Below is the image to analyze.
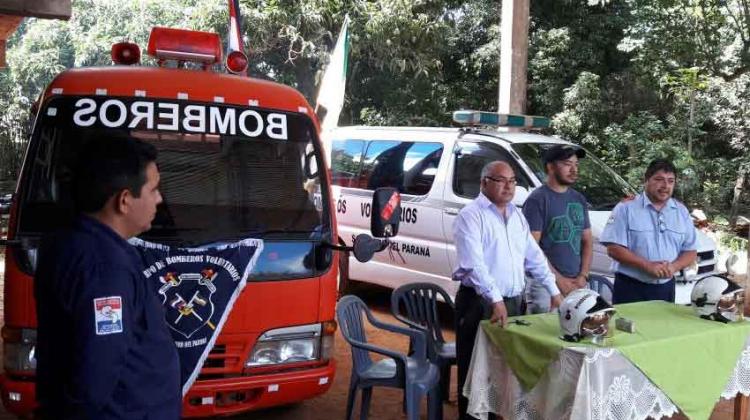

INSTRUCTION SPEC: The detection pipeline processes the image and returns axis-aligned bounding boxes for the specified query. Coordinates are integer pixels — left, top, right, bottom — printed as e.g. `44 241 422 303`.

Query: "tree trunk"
730 170 747 228
294 57 316 103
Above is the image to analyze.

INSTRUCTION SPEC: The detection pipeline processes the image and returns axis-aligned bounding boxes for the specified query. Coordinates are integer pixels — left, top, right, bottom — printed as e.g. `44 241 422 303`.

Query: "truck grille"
196 342 247 380
697 250 714 262
697 250 716 275
203 344 226 368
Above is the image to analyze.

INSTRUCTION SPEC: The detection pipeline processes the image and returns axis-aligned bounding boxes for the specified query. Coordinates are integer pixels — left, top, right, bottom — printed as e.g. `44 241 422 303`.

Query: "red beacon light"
111 42 141 65
226 50 248 74
147 27 222 69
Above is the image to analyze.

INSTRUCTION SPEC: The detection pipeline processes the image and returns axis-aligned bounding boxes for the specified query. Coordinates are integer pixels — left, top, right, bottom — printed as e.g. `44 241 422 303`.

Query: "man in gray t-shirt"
523 144 593 313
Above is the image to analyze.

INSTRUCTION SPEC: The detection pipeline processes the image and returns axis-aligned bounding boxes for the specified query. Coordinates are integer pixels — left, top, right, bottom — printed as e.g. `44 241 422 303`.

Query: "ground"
0 255 744 419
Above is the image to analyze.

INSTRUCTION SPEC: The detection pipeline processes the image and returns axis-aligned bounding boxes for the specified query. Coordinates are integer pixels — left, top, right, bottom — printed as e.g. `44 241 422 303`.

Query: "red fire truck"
0 21 394 417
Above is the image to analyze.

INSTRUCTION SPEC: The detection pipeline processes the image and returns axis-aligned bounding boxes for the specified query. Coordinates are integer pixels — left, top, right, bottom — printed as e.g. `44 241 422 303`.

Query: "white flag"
315 15 350 132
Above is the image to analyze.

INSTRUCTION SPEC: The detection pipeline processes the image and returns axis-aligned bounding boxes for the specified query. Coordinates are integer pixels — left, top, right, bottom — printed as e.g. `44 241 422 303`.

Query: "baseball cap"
542 144 586 166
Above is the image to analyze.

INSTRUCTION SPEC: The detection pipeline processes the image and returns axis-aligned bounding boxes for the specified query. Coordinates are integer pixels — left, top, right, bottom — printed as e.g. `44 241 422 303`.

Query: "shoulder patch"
94 296 123 335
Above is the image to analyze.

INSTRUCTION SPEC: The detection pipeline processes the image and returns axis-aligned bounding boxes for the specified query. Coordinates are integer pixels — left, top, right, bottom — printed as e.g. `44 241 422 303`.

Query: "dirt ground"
0 256 744 419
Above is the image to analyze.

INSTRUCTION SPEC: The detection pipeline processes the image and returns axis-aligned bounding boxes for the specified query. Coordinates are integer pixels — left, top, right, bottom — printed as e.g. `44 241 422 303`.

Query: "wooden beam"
0 15 22 39
0 0 72 20
0 15 22 68
498 0 530 115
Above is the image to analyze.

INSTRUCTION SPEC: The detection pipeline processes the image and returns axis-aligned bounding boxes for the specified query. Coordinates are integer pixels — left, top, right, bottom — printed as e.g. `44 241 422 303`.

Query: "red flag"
227 0 243 54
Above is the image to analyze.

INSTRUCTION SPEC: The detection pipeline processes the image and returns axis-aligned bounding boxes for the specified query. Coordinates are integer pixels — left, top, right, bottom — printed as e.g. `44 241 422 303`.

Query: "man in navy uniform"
34 138 181 419
600 159 698 303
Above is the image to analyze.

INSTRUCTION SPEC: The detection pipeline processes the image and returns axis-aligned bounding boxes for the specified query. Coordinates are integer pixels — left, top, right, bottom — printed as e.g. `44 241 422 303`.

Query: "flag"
131 237 264 396
315 15 350 132
227 0 243 55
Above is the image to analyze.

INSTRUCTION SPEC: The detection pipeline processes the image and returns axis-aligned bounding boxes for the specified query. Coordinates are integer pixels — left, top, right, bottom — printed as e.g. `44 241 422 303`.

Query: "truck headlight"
246 322 336 367
248 338 319 366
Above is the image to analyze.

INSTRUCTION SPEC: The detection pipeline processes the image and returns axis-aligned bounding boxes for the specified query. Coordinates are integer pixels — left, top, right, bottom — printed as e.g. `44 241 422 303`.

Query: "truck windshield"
18 96 330 249
511 142 637 210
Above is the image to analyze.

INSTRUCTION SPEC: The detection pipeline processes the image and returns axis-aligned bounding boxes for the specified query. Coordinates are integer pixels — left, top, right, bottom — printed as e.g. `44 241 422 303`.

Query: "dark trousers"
456 285 523 420
613 272 675 304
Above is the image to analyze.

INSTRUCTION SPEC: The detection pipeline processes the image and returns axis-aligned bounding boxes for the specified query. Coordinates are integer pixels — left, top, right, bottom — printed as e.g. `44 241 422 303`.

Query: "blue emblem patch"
159 269 217 339
94 296 123 335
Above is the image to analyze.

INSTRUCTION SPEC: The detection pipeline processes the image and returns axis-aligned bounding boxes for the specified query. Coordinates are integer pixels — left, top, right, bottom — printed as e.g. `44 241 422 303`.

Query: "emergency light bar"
147 27 222 66
453 110 550 129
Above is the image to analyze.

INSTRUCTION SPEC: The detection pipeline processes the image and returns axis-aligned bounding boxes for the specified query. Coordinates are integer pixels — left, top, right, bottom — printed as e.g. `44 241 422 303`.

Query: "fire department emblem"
158 268 218 339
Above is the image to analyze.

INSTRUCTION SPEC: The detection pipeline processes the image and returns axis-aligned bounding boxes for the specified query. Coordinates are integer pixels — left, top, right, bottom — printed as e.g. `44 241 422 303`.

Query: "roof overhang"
0 0 71 68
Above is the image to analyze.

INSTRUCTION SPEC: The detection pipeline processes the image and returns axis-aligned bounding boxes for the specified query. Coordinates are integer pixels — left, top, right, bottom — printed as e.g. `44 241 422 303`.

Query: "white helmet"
558 289 616 342
691 276 744 323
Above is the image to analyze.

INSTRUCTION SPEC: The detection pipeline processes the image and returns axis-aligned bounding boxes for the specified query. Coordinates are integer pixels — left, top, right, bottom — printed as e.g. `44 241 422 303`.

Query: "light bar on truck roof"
147 27 222 66
452 110 550 129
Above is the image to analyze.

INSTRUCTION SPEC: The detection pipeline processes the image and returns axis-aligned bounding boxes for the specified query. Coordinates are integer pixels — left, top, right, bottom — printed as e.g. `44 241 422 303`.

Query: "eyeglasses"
485 176 517 186
658 213 666 232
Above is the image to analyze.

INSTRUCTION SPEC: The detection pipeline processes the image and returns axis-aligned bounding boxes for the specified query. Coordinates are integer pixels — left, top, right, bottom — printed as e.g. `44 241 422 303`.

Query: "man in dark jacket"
34 137 180 419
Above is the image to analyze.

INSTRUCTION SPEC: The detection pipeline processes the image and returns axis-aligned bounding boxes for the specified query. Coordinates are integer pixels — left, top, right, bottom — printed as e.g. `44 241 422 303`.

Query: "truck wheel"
338 248 351 299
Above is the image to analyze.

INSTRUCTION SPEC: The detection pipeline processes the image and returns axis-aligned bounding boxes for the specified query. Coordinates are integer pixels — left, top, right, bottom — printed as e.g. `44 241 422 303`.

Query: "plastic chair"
588 274 614 302
390 283 456 402
336 295 442 420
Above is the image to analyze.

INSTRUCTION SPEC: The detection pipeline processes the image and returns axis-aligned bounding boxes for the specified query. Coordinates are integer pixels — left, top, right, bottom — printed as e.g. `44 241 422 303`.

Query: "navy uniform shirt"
600 192 697 284
35 215 181 419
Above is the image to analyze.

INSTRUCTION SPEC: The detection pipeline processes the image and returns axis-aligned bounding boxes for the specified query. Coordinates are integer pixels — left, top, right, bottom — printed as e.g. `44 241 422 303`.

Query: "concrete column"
498 0 530 115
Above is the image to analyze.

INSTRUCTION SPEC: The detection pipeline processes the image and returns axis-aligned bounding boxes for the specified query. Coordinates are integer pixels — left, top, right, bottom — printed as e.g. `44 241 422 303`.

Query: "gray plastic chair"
391 282 456 402
336 295 442 420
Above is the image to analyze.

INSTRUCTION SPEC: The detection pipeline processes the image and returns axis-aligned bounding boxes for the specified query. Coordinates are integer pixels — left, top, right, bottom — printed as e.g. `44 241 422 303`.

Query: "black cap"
543 144 586 166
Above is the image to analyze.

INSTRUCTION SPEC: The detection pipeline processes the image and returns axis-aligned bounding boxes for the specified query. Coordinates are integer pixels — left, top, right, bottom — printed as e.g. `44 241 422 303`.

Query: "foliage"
1 0 749 221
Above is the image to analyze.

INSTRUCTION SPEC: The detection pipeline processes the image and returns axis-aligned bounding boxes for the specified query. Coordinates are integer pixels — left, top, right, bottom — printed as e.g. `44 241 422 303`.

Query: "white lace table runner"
464 329 750 420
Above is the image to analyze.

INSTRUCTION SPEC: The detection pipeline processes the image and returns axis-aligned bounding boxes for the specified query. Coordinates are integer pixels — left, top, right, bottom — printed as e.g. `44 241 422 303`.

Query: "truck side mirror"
352 234 385 263
370 187 401 238
347 187 401 263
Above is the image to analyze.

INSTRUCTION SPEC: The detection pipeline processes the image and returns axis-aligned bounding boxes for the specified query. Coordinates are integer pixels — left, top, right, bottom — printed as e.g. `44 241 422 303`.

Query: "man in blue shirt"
600 159 698 303
453 160 562 420
35 138 181 419
523 144 593 313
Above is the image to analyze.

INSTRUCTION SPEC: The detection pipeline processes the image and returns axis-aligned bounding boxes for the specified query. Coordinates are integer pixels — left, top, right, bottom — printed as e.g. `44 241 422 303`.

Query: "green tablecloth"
481 301 750 420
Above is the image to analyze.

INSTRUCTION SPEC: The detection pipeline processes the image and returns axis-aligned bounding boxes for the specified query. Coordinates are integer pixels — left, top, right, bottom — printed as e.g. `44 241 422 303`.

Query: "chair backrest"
588 275 614 303
391 282 452 346
336 295 373 373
